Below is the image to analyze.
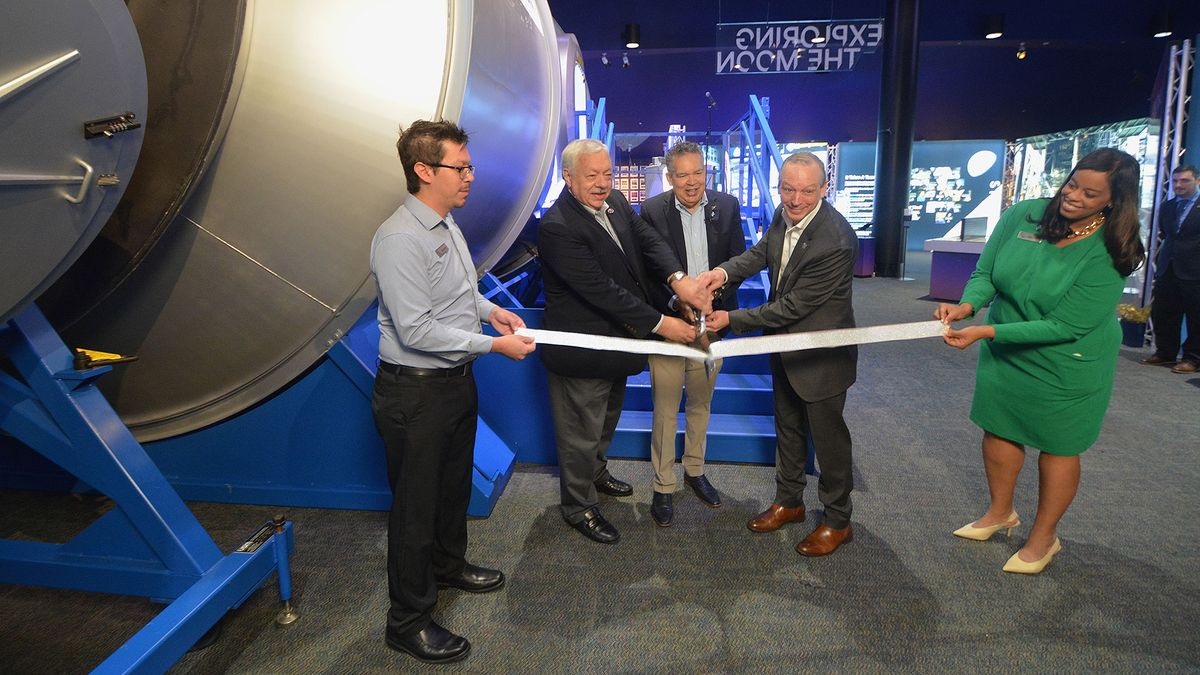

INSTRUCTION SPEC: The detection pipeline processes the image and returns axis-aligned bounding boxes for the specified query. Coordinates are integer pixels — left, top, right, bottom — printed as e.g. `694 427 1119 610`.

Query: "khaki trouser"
647 353 722 493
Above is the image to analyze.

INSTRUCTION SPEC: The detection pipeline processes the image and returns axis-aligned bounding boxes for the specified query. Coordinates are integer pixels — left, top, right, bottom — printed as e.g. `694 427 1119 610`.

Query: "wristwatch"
667 270 687 284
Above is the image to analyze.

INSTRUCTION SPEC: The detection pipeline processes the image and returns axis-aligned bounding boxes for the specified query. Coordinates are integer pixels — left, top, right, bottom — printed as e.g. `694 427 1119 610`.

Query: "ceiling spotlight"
623 23 640 49
601 52 609 67
1151 12 1173 39
621 52 631 68
984 14 1004 40
1016 42 1027 60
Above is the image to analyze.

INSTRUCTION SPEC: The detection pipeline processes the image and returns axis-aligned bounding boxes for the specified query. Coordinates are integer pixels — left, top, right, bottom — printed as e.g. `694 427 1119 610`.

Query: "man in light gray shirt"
370 119 533 665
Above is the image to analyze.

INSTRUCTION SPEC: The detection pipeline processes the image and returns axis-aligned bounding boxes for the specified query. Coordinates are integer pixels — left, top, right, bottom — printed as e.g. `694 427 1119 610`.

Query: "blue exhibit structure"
141 301 517 518
0 305 296 673
1 93 812 527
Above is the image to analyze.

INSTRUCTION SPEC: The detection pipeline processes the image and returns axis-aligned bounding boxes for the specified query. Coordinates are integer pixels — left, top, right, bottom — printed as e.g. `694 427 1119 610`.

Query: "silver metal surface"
0 1 145 325
38 0 248 330
55 0 562 439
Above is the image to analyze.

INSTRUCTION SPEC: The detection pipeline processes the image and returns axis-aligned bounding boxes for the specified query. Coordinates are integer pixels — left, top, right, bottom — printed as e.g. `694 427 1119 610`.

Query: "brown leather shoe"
1140 354 1176 366
1172 360 1198 374
795 523 853 557
747 504 805 532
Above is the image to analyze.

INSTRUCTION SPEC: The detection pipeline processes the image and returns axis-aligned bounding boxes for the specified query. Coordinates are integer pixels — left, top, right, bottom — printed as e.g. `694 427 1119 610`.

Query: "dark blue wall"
550 0 1198 143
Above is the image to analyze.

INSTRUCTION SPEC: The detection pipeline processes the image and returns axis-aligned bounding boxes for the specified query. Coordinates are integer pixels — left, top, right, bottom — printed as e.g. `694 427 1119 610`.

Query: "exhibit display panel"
835 139 1006 248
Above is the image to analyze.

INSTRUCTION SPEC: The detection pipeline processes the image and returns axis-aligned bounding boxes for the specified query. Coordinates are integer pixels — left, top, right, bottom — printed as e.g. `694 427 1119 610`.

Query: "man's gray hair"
562 138 610 173
664 141 704 174
782 151 828 187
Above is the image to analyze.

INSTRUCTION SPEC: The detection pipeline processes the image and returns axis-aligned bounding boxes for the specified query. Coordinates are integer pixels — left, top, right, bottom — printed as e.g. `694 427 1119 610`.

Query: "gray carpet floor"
1 253 1197 673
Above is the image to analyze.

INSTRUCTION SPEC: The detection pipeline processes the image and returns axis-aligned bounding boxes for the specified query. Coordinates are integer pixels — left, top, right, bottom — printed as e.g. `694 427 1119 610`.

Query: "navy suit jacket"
538 186 684 379
638 189 746 319
1156 195 1200 281
718 202 858 402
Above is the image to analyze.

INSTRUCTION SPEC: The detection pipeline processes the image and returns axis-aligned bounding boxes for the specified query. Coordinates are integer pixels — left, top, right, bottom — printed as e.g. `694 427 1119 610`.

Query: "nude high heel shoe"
1003 538 1062 574
952 512 1020 541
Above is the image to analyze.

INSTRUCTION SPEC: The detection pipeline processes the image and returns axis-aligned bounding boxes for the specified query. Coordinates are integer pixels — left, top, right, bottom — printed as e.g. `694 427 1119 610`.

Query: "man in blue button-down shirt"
370 120 534 664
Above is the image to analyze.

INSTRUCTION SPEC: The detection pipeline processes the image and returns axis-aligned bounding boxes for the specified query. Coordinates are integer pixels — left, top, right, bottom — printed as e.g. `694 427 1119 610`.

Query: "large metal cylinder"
3 0 561 440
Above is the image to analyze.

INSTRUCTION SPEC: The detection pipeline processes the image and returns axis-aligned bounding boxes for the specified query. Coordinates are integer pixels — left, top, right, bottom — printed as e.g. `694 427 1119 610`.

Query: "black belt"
378 361 472 377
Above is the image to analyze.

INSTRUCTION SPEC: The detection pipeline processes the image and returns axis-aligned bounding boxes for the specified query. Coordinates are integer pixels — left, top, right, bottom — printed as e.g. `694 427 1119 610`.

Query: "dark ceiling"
546 0 1200 144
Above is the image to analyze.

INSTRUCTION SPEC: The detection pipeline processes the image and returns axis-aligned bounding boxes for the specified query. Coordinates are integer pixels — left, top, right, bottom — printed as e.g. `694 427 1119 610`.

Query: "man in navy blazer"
1144 164 1200 374
538 139 710 544
637 141 746 527
702 152 858 557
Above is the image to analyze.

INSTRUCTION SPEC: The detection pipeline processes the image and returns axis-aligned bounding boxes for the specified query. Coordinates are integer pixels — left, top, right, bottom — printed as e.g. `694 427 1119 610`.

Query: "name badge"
435 243 449 257
1016 231 1041 242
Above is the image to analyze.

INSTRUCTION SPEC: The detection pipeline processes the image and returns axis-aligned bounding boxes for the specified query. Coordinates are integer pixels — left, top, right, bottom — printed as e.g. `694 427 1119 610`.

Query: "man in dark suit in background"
701 151 858 557
538 138 710 544
638 141 746 527
1143 164 1200 374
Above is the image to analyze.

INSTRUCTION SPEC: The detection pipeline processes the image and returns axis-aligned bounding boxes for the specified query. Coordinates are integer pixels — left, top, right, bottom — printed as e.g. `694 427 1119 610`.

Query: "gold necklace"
1065 212 1106 239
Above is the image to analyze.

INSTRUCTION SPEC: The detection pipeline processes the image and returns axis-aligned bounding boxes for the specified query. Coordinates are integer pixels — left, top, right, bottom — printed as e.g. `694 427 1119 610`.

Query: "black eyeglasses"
425 162 475 178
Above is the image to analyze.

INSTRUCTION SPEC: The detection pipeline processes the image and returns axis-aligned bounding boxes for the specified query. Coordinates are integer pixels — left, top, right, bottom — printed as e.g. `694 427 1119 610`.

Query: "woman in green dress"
934 148 1146 574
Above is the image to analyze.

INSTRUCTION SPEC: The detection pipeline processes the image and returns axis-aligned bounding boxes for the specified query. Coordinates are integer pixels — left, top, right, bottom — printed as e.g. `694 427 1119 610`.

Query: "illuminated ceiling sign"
716 19 883 74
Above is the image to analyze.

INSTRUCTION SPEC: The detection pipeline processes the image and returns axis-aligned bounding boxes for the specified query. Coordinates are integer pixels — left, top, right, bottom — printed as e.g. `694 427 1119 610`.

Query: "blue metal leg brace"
0 305 296 673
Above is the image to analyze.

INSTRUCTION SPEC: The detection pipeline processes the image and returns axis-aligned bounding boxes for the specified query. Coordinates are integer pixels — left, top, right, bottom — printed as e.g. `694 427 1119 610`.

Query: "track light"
623 23 640 49
621 52 631 68
983 14 1004 40
601 52 610 67
1151 12 1173 39
1016 42 1027 60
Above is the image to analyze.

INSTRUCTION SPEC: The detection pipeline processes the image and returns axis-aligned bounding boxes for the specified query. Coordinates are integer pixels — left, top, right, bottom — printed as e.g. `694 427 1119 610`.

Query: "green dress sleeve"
959 200 1031 314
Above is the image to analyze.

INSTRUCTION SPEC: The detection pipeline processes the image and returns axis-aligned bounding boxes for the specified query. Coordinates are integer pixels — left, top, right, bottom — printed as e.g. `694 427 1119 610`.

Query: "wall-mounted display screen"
834 140 1007 248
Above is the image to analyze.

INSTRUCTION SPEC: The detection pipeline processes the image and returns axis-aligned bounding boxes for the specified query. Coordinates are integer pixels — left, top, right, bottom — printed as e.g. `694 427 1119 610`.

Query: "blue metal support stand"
0 305 297 673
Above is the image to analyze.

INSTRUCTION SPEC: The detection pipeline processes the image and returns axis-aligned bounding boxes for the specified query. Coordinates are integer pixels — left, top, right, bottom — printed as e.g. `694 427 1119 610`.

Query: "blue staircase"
610 367 778 464
607 210 791 466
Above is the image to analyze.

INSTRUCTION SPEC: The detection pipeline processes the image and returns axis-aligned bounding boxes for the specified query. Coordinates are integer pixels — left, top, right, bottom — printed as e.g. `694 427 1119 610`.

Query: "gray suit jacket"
719 202 858 401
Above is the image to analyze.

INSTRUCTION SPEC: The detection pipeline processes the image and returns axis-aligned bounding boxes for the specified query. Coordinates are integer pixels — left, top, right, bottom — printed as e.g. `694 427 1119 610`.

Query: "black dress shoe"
386 621 470 664
570 507 620 543
684 474 722 508
437 563 505 593
650 492 673 527
594 475 633 497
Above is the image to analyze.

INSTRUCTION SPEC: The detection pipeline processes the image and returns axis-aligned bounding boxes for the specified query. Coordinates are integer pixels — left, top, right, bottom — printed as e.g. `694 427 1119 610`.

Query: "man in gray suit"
701 152 858 557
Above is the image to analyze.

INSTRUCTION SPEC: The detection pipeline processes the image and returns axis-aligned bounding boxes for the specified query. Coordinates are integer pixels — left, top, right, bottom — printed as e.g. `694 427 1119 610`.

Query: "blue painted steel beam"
94 522 294 675
3 308 222 577
1 305 297 671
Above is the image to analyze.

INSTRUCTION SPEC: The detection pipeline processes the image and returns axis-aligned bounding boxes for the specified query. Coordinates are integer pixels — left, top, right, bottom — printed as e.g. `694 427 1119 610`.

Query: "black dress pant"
546 372 625 523
372 368 476 637
1151 265 1200 363
769 355 853 529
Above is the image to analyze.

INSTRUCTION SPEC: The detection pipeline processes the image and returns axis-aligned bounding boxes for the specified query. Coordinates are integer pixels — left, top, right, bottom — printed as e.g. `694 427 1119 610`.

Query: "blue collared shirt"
675 193 710 275
370 197 496 368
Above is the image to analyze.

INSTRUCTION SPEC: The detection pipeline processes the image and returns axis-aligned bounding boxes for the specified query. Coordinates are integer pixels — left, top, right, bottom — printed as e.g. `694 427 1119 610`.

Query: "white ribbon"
517 320 947 362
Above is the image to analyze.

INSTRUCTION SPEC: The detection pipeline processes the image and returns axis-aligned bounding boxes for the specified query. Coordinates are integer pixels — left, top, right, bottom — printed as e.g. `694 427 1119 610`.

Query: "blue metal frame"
588 96 615 151
0 305 295 672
